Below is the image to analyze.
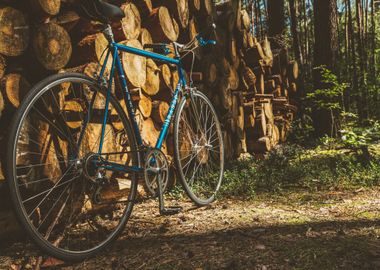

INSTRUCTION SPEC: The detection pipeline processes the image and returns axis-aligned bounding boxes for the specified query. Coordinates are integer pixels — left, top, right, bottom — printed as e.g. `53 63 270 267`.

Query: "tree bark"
312 0 339 137
267 0 285 49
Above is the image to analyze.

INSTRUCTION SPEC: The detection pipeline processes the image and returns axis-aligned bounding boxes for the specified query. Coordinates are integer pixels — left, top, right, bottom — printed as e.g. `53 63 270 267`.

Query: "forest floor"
0 187 379 270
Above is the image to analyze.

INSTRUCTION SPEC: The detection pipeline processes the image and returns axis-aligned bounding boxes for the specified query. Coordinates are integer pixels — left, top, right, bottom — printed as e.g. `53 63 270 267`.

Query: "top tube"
114 43 180 66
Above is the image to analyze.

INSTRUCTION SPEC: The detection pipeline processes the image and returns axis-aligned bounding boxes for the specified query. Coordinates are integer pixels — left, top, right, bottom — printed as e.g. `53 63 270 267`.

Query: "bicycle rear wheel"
6 73 138 261
174 90 224 205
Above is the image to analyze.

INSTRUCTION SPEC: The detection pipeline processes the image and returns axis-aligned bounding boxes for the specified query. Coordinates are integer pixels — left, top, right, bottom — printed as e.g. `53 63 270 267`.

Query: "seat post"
102 24 115 44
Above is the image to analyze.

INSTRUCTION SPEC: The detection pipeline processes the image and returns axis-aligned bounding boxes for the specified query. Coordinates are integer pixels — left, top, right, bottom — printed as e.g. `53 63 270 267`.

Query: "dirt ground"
0 188 379 270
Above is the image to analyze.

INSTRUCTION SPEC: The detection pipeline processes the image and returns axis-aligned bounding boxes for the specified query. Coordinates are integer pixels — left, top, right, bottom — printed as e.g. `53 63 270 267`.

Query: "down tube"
113 50 143 145
155 68 185 149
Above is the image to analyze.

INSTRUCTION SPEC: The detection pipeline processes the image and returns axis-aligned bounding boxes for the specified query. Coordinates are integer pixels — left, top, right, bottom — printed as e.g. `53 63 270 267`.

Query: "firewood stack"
0 0 299 194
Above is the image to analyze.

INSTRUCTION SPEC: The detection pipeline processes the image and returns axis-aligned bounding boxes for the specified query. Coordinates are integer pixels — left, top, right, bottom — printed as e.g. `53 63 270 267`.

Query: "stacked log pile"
0 0 299 235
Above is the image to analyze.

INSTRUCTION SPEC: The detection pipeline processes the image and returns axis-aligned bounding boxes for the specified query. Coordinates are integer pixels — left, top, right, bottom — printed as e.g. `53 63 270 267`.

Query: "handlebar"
196 36 216 47
195 23 217 47
144 23 217 57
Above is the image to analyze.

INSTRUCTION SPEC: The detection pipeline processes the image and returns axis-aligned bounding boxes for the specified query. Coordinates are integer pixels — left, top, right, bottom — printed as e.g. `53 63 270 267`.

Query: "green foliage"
340 112 380 149
288 114 316 146
306 66 347 112
219 143 380 198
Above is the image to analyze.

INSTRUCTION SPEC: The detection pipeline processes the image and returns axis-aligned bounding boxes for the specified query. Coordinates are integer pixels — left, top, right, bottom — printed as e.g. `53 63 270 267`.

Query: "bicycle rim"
7 73 138 261
174 91 224 205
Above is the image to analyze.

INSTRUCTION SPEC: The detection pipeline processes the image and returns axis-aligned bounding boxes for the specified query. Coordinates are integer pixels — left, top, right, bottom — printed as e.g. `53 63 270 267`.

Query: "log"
30 0 61 18
159 64 172 91
222 130 233 160
0 7 30 57
53 11 80 32
144 7 179 43
73 33 111 71
200 0 213 15
33 23 72 70
189 0 201 14
117 3 141 41
37 121 69 181
237 103 245 139
265 79 276 93
243 101 256 129
0 90 4 117
63 100 83 129
289 82 297 93
0 54 6 80
202 56 218 88
227 38 240 69
256 73 265 94
218 78 232 112
261 37 273 66
288 60 299 81
247 32 255 48
231 94 239 133
133 92 152 119
246 108 266 139
82 123 117 158
132 0 152 19
237 30 248 50
228 66 240 91
139 117 168 152
142 59 160 96
242 65 257 93
221 10 236 34
172 69 180 90
121 39 146 88
235 1 242 32
152 100 169 125
138 28 153 47
245 42 266 68
1 73 31 108
247 136 271 154
188 16 199 46
272 124 280 146
155 0 189 29
240 10 251 31
273 85 282 97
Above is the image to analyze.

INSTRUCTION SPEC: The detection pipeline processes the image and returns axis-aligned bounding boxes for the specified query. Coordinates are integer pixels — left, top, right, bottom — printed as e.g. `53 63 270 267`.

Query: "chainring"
143 149 169 196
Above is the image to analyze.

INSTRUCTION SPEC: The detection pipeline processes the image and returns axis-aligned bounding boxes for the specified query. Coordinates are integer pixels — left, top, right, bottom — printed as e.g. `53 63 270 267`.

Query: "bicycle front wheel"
174 90 224 206
6 73 138 261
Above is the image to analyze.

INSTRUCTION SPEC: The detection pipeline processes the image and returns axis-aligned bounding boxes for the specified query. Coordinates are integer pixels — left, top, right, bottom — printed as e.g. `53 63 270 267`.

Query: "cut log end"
33 23 72 70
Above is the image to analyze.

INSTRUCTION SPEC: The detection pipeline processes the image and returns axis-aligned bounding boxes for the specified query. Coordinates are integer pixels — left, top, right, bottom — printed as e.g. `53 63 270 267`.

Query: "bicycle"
5 0 224 262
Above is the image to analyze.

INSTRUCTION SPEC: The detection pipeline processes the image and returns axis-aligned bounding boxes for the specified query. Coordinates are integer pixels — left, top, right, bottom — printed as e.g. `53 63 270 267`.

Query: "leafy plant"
306 66 348 137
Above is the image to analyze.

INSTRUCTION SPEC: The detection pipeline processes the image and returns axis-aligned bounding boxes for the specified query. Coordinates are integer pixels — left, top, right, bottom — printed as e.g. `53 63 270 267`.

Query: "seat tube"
113 48 143 145
98 47 118 154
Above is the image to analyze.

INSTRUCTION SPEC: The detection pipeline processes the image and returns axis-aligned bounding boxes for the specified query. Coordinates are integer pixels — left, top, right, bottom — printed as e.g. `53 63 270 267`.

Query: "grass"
218 142 380 199
167 140 380 202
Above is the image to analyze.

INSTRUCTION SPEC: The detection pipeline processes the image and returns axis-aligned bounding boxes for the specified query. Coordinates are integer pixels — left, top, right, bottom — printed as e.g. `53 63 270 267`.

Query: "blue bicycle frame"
92 40 187 174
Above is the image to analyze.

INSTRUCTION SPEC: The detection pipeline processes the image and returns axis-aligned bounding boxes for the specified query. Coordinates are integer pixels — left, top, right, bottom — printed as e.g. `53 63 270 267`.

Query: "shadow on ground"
1 218 379 270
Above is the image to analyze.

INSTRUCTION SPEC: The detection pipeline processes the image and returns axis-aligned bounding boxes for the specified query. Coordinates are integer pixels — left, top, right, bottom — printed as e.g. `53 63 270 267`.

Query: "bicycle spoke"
176 92 223 204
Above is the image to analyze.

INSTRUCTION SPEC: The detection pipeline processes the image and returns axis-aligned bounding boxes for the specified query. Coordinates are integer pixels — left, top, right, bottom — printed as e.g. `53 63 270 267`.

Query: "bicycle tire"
6 73 139 261
173 90 224 206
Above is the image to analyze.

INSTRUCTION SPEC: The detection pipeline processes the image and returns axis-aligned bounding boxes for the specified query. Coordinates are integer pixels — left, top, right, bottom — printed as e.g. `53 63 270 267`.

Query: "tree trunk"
267 0 285 49
312 0 339 137
289 0 303 64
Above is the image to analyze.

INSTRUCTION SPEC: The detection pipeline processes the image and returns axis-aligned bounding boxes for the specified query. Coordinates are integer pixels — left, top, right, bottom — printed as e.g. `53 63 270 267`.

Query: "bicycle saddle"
77 0 125 24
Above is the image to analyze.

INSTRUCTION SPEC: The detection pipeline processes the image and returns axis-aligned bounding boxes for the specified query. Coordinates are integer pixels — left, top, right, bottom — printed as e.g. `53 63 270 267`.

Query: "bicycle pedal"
160 206 182 216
